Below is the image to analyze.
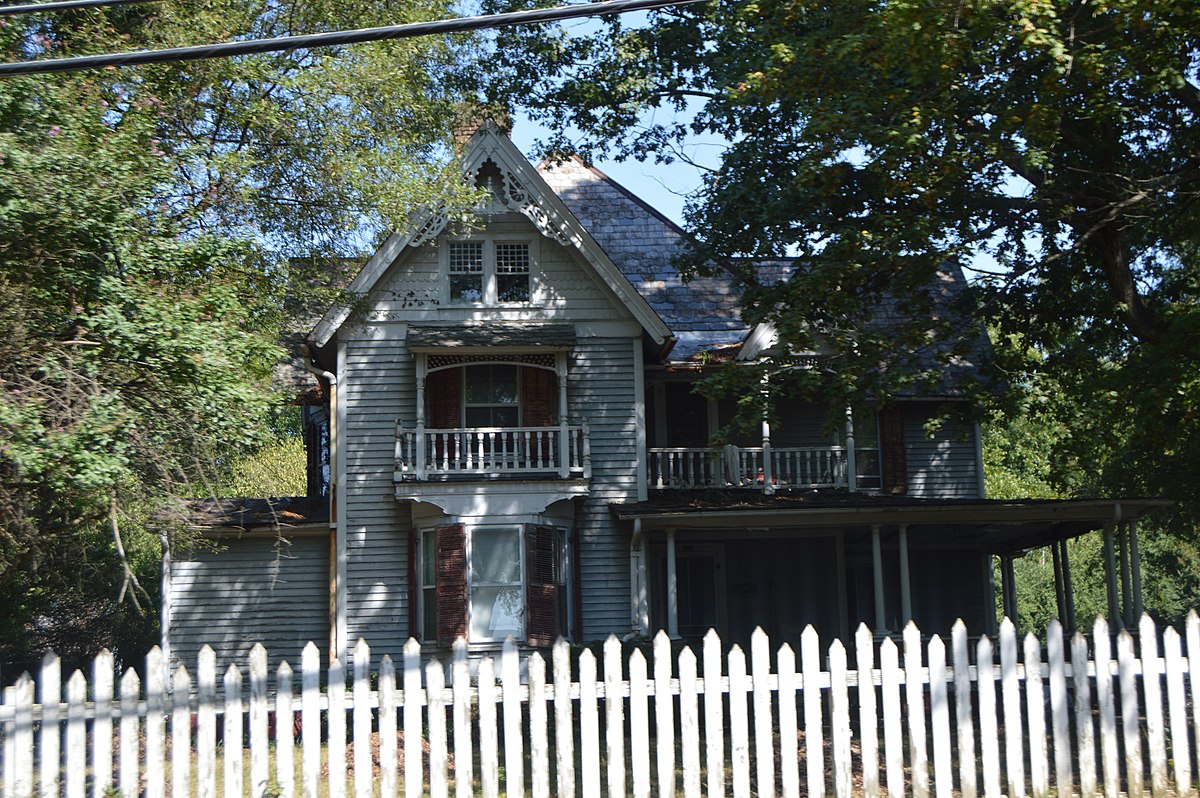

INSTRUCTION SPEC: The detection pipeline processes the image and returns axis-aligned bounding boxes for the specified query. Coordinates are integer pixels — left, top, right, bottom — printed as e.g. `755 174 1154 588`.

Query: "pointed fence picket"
3 614 1200 798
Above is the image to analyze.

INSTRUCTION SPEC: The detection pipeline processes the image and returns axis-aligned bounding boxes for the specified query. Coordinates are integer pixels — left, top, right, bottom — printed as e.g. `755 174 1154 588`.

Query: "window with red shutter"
880 408 908 495
435 523 468 643
419 521 570 647
525 525 560 647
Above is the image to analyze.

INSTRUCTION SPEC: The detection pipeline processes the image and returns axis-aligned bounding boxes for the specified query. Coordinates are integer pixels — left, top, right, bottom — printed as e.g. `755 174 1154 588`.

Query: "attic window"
496 243 530 302
449 241 485 302
445 239 533 305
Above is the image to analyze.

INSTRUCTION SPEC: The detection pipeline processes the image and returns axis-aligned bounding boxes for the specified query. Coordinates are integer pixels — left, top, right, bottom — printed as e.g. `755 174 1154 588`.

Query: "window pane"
449 241 484 272
423 586 437 640
465 364 518 404
450 273 483 303
422 529 436 584
498 273 529 302
495 243 529 273
471 526 521 583
470 585 523 640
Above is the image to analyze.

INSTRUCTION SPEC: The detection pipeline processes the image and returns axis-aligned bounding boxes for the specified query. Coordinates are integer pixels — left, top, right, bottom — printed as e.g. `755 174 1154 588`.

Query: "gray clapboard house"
161 120 1166 673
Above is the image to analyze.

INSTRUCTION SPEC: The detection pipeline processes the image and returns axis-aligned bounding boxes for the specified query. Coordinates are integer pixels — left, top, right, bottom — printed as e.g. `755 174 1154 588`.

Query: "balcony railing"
648 444 880 492
395 422 591 480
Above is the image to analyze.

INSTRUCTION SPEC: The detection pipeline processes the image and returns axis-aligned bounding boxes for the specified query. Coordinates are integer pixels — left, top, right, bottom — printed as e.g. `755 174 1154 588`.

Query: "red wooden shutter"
428 368 462 429
521 367 556 427
407 528 419 641
522 367 557 463
525 525 560 647
879 407 908 495
435 523 468 644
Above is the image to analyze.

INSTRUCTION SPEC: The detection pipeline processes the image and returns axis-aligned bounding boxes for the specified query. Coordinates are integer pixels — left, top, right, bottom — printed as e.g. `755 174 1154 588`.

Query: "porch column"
1103 521 1121 629
1061 540 1076 633
871 524 887 631
631 520 650 637
557 353 570 477
898 524 912 625
984 553 998 637
1000 553 1018 627
666 528 680 639
1129 520 1144 621
415 354 427 479
845 406 858 493
761 376 774 496
1051 542 1067 628
1118 521 1133 629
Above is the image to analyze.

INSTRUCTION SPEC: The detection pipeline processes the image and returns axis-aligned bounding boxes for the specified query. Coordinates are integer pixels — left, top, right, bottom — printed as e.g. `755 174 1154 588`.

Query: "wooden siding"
340 330 414 662
167 534 329 675
903 409 980 498
568 337 639 639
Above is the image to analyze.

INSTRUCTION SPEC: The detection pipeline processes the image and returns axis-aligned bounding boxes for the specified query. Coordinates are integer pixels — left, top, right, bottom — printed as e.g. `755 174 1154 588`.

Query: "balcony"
648 444 880 492
395 422 591 481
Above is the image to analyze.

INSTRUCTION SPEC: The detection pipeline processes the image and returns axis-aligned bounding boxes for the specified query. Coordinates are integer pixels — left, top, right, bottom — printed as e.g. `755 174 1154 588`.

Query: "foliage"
0 0 480 672
487 0 1200 509
984 386 1200 632
218 436 309 498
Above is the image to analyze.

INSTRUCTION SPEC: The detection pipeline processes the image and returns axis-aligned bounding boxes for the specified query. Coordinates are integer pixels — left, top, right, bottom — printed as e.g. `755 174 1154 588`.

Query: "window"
418 523 569 646
446 240 532 305
495 243 530 302
448 241 484 302
464 364 519 428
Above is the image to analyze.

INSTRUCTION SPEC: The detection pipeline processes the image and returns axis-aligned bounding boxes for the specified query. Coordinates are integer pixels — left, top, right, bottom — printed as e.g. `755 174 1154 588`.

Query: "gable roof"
308 121 673 350
536 157 750 362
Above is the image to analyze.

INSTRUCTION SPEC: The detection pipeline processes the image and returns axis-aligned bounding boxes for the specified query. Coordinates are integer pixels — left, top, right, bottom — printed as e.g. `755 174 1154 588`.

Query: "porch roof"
611 492 1173 554
405 322 576 350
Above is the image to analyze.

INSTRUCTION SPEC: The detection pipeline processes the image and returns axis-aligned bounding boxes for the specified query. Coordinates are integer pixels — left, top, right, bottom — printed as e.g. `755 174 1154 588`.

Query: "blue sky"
508 110 722 229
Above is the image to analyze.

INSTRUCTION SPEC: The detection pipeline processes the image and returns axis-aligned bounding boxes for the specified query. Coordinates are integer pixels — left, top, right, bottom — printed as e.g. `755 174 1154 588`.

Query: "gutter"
301 346 340 662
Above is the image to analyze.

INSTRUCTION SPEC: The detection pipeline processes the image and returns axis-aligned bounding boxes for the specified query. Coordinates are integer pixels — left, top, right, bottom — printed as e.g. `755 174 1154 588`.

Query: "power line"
0 0 706 76
0 0 155 17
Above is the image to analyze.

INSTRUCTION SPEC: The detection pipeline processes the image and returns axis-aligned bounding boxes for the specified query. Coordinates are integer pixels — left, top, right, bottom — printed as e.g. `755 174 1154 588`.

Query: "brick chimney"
453 101 512 145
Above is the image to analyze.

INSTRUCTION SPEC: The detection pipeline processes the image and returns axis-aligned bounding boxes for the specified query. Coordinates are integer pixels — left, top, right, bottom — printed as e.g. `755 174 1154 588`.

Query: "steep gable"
309 122 671 349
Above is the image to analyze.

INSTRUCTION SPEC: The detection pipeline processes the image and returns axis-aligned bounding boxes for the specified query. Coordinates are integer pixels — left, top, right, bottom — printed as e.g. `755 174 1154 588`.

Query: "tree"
487 0 1200 507
0 0 480 671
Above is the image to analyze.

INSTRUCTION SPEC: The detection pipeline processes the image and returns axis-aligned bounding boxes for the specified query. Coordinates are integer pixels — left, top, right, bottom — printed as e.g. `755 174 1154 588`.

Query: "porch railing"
648 444 879 491
395 422 591 480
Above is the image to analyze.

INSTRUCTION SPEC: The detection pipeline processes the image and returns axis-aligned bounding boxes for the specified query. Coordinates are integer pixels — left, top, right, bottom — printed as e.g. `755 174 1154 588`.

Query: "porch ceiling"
611 493 1174 554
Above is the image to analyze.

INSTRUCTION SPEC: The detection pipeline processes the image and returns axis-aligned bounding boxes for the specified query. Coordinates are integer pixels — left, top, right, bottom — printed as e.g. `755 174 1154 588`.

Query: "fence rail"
3 613 1200 798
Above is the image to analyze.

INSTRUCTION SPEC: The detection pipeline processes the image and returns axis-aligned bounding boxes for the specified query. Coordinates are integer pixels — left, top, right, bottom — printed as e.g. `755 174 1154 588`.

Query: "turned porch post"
557 353 570 477
415 354 427 480
845 406 858 493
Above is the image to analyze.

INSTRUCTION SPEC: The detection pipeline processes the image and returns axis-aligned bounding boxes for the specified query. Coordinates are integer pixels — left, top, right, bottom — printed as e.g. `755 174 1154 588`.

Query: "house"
160 120 1168 674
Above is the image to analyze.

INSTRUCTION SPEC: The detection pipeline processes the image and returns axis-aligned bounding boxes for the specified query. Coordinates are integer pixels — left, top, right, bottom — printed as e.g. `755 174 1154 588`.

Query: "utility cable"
0 0 154 17
0 0 706 76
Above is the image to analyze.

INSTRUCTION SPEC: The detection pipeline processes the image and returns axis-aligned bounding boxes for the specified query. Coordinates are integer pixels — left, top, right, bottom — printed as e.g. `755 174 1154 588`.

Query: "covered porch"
616 495 1171 648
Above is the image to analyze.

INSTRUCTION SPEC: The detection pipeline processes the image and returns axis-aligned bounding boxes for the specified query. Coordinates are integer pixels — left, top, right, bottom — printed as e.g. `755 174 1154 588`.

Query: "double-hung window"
447 240 532 305
418 523 569 646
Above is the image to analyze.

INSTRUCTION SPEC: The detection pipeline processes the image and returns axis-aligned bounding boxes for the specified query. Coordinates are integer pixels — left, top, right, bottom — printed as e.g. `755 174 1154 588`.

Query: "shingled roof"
537 157 749 361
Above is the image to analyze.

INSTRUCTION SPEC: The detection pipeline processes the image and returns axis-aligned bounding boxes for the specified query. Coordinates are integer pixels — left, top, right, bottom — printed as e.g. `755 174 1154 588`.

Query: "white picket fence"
2 613 1200 798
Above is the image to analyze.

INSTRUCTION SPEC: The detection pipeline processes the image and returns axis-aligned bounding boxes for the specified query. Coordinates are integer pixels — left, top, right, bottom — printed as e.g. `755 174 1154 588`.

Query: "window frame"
443 236 537 306
417 522 571 646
